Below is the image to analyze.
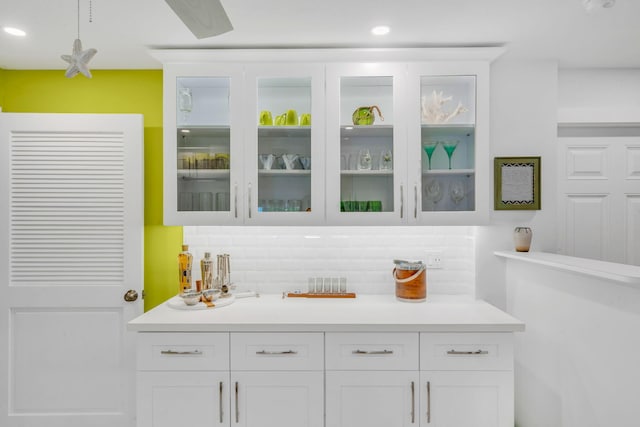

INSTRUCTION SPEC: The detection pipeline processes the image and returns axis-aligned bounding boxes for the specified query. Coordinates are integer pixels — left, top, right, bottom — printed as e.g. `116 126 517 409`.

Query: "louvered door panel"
1 113 143 427
10 132 126 285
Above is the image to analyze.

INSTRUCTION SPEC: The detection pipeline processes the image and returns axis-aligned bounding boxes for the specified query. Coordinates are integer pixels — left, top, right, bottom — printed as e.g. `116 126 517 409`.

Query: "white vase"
513 227 532 252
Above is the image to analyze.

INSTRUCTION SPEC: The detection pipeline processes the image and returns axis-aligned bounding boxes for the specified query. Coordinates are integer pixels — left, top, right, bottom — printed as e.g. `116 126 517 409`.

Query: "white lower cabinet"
420 371 512 427
326 371 419 427
230 332 324 427
138 371 229 427
232 372 324 427
136 331 514 427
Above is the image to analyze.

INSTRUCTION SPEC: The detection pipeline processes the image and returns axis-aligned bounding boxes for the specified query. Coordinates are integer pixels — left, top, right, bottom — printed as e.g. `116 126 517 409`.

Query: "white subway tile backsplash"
184 226 475 296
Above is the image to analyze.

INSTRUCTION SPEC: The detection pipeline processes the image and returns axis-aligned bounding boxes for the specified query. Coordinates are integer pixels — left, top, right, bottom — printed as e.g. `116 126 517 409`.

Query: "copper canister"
393 260 426 302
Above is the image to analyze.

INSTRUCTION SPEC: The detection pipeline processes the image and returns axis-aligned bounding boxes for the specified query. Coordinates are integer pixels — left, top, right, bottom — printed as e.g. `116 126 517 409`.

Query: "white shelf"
258 126 312 137
178 169 230 180
423 169 475 176
258 169 311 176
177 125 230 137
495 251 640 286
341 169 393 176
341 125 393 138
421 124 474 138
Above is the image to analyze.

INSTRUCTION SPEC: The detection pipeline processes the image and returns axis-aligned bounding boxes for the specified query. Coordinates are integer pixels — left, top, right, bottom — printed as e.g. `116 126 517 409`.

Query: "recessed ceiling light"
3 27 27 37
371 26 390 36
181 129 190 133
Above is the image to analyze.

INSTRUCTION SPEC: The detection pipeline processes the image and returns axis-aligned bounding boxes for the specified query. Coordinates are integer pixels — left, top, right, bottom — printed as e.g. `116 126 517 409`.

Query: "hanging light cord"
76 0 93 39
76 0 80 39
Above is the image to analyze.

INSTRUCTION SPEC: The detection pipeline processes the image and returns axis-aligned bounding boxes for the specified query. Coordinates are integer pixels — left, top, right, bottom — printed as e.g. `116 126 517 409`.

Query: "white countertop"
495 250 640 286
128 294 524 333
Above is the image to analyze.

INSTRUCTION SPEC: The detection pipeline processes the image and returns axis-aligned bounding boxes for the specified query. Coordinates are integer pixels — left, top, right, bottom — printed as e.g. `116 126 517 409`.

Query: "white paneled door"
0 113 143 427
558 135 640 265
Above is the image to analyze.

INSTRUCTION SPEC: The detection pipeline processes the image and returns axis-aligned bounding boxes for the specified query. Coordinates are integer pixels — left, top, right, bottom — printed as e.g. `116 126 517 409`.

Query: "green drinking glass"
368 200 382 212
423 141 439 170
442 140 459 170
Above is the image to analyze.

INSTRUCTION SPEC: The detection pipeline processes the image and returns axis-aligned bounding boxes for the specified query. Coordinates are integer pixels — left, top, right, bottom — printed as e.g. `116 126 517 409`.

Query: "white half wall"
503 258 640 426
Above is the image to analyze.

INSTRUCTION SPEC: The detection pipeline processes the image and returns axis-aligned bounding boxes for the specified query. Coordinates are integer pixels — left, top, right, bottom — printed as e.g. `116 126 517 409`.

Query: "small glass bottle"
178 244 193 294
201 252 214 291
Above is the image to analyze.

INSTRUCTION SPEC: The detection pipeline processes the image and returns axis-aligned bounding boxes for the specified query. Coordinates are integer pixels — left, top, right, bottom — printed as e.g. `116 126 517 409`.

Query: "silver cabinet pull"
160 349 202 355
414 184 418 219
411 381 415 423
234 183 238 218
426 381 431 423
447 349 488 355
248 182 252 219
352 349 393 355
256 350 298 355
400 185 404 219
235 381 239 423
219 381 224 423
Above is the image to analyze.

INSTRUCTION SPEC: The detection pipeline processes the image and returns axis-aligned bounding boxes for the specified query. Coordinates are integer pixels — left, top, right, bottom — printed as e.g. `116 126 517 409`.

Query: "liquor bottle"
200 252 214 291
178 244 193 294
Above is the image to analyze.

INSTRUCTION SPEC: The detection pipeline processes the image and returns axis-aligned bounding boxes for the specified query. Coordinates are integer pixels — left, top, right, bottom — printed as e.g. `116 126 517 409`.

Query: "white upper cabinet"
244 64 325 225
163 63 245 225
156 49 501 226
325 63 408 225
408 62 491 225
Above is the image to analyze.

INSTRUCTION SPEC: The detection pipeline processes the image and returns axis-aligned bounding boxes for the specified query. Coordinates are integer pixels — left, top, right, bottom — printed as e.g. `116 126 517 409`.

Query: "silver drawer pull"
447 349 488 355
352 349 394 355
160 349 202 355
256 350 298 355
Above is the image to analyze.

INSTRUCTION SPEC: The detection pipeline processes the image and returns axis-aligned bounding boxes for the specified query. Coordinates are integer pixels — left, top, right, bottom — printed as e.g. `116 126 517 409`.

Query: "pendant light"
61 0 97 78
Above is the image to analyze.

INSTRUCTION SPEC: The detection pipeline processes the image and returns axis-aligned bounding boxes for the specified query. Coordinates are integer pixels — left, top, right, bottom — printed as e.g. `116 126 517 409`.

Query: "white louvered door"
0 113 143 427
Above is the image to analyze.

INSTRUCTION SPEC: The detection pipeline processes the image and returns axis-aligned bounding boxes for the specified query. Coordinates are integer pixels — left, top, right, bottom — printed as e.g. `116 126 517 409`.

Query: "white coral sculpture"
421 90 468 124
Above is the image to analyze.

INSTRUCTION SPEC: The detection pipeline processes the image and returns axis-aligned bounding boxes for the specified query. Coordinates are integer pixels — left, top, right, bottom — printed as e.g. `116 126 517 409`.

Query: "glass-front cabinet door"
408 63 490 224
163 64 244 225
244 65 325 225
326 64 407 225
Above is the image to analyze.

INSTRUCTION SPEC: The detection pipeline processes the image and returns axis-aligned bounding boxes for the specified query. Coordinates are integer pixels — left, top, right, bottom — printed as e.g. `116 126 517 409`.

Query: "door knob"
124 290 139 302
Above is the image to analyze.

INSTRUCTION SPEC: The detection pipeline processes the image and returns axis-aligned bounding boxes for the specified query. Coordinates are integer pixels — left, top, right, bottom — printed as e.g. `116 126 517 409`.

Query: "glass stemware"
442 140 459 170
379 149 392 170
450 180 465 205
357 148 372 170
424 178 443 206
423 141 439 170
259 154 275 170
178 87 192 123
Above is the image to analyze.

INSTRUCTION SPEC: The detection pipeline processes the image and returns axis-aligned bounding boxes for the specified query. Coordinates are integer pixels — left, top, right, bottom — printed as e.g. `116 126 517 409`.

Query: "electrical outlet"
426 250 444 269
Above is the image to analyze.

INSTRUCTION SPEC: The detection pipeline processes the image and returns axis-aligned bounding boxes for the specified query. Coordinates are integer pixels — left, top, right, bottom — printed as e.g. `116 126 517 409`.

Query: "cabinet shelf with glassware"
407 65 490 224
158 49 499 226
244 65 325 224
162 65 245 225
161 60 325 225
326 64 408 224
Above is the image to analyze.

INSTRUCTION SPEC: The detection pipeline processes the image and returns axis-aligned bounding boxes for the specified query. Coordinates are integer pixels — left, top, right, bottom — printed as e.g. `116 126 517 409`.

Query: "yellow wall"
0 68 6 109
1 70 181 310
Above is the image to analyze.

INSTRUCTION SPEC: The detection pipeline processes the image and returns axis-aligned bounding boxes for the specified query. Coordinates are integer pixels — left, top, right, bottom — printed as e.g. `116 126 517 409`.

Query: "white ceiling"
1 0 639 70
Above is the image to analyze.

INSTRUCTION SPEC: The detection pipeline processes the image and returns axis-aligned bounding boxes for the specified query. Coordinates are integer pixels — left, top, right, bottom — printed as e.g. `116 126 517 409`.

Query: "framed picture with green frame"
494 156 541 210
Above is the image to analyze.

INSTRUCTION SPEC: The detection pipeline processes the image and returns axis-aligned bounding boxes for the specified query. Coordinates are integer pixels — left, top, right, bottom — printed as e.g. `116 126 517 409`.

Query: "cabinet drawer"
420 333 513 371
137 332 229 371
325 332 419 370
231 333 324 371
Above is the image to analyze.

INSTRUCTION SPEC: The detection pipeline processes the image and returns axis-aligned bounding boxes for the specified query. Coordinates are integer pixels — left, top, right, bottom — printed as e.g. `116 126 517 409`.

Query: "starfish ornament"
61 38 97 79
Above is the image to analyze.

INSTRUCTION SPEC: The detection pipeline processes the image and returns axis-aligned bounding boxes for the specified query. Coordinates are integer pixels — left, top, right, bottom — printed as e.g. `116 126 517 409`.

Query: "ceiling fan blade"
165 0 233 39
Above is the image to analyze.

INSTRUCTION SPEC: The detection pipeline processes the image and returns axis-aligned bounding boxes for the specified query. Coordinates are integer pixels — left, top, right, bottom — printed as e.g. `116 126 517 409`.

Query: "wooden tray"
287 292 356 298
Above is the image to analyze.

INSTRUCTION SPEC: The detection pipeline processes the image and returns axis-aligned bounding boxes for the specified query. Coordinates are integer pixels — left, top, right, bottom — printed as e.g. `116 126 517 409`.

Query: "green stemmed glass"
423 141 440 170
442 140 459 170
